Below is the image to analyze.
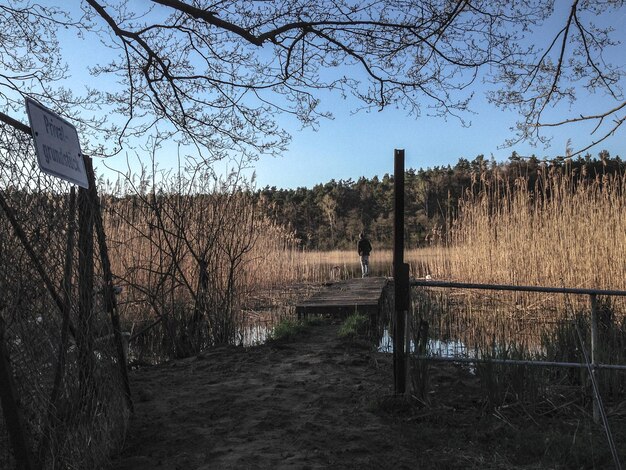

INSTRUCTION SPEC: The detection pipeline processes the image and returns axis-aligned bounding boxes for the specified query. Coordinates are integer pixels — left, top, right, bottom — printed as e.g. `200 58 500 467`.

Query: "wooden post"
0 319 36 470
77 180 95 401
50 187 76 404
38 188 76 464
404 305 411 392
84 157 133 412
393 149 409 394
590 294 600 424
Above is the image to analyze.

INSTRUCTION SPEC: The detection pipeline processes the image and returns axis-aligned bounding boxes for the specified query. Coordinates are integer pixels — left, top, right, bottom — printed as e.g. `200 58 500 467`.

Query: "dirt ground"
110 321 625 470
111 322 422 469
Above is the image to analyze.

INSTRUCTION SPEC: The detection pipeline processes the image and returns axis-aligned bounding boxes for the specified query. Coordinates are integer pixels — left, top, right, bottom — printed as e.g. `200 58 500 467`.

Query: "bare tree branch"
1 0 624 162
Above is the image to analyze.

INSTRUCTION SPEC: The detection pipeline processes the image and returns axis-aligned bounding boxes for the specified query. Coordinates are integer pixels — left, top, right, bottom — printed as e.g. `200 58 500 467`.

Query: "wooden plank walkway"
296 277 388 318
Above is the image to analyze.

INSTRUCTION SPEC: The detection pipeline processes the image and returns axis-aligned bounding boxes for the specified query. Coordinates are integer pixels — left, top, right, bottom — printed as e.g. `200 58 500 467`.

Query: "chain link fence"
0 121 130 469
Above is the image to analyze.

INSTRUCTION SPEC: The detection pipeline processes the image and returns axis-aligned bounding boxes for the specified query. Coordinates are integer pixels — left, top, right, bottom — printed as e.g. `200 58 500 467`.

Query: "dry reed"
403 164 626 347
429 165 626 291
406 163 626 412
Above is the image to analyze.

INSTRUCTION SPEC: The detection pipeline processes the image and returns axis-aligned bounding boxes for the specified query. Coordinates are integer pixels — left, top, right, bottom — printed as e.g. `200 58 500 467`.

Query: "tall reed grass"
434 164 626 290
103 181 393 359
103 186 304 358
407 163 626 411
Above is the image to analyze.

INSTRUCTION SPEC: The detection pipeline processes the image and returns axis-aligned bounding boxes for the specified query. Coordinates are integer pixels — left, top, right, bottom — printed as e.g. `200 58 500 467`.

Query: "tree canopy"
1 1 624 163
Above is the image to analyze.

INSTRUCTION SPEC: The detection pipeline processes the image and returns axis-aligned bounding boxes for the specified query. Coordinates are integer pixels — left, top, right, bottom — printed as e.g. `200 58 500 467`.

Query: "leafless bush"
103 160 285 360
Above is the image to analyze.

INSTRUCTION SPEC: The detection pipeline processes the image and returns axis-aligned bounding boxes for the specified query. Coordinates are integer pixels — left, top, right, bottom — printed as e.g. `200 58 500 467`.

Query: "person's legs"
360 255 369 277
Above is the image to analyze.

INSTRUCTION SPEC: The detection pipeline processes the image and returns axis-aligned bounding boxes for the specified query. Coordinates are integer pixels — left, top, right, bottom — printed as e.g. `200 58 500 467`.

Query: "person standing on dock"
357 232 372 278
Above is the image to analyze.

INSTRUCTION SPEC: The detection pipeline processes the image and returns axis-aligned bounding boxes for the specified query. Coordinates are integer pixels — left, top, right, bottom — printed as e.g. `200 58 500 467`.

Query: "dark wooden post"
38 188 77 464
84 157 133 412
50 187 76 404
393 149 409 394
0 319 36 470
77 177 95 401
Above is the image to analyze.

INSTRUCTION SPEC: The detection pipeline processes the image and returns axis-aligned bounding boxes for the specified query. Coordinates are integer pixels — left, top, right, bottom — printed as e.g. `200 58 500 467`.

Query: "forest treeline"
254 151 624 250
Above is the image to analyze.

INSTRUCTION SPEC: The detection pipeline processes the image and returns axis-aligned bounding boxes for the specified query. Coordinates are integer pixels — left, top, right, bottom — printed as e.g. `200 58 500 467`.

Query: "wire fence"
0 121 130 469
407 280 626 469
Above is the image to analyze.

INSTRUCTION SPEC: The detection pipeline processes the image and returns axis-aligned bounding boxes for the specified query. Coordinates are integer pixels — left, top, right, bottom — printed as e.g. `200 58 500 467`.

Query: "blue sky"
243 88 626 189
246 2 626 189
25 3 626 190
95 76 626 189
155 4 626 189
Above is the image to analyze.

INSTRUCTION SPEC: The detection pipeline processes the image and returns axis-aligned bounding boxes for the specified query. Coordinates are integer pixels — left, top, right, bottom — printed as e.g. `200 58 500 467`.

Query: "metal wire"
411 281 625 468
563 293 623 470
0 121 129 469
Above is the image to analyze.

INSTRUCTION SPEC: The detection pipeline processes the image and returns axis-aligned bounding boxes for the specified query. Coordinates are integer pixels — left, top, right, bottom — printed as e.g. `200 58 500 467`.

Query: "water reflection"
239 321 272 346
378 329 469 358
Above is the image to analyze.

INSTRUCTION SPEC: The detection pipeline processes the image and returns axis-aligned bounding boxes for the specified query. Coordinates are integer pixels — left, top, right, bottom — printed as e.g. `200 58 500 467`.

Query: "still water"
377 328 469 357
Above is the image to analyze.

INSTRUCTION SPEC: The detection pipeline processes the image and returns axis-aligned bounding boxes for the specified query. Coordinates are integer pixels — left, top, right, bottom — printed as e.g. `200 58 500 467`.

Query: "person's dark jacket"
358 238 372 256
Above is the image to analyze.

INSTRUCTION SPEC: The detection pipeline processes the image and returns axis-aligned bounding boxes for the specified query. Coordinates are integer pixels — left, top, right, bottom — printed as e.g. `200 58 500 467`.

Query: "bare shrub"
102 161 301 360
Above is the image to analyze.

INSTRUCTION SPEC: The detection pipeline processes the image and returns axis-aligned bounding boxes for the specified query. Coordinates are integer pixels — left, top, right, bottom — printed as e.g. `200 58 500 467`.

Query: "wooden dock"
296 277 389 319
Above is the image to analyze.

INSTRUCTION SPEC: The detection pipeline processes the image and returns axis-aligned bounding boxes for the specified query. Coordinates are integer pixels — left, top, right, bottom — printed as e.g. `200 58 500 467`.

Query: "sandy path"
111 323 420 469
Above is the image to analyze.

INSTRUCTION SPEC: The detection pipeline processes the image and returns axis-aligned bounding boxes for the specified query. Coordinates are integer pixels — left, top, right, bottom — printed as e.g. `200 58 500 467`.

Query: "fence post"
38 188 76 464
590 294 600 424
0 319 36 470
83 157 133 412
393 149 409 394
77 179 96 401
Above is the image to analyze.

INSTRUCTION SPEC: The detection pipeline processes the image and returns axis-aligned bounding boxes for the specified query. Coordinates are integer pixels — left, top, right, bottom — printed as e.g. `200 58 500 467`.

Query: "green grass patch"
268 317 321 342
338 313 369 338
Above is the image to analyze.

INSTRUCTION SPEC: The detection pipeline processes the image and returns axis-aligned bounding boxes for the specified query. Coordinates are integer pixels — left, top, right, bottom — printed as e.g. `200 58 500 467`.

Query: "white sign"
25 98 89 188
